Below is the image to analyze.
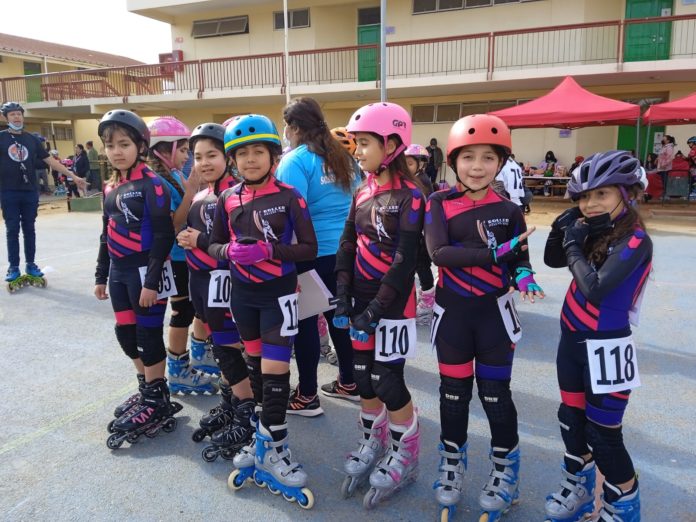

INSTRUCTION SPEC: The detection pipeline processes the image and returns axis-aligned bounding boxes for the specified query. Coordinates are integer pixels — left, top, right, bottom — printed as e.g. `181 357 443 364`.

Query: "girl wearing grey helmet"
542 150 652 522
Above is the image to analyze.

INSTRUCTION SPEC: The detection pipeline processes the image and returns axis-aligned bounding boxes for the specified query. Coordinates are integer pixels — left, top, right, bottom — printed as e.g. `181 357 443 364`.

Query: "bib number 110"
375 318 417 363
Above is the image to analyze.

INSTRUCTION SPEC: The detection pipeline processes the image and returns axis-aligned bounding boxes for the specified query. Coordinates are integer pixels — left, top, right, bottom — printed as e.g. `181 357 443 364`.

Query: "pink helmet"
346 102 412 173
148 116 191 148
222 116 236 128
405 143 429 160
60 158 73 168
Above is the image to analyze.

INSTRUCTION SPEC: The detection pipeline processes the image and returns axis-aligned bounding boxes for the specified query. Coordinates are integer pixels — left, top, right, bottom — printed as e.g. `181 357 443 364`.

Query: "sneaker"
320 379 360 402
286 388 324 417
416 287 435 325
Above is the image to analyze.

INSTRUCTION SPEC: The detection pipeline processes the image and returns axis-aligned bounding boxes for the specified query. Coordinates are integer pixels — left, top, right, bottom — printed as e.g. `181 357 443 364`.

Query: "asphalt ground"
0 207 694 521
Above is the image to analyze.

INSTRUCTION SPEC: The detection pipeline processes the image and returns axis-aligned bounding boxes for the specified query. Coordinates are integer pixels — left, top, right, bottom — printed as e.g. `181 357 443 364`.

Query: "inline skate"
544 454 596 522
107 374 145 433
167 350 218 395
106 378 182 449
202 398 255 461
190 335 220 375
363 412 420 509
228 420 314 509
341 406 388 498
478 445 520 521
434 440 468 521
23 263 47 288
597 480 640 521
192 382 236 442
6 266 24 293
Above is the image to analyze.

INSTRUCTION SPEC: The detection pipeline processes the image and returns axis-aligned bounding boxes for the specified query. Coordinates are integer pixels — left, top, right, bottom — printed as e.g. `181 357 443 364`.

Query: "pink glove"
228 240 272 265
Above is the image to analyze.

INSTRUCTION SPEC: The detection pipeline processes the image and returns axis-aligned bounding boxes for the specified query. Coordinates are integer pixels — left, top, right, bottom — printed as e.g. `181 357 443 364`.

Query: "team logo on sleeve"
8 143 29 163
116 194 140 224
201 203 216 234
253 210 278 242
477 220 497 249
371 206 391 242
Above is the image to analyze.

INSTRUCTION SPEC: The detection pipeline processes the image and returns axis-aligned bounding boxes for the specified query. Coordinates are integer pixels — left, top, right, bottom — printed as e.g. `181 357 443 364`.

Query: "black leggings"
415 237 434 292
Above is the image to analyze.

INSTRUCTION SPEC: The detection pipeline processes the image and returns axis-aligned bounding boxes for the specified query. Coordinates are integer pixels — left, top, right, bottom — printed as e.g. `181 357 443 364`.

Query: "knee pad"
477 378 518 448
243 354 263 404
352 351 376 400
260 372 290 428
169 298 195 328
212 344 247 386
440 376 474 418
558 403 589 457
371 361 411 411
585 421 635 485
114 324 139 360
136 326 166 367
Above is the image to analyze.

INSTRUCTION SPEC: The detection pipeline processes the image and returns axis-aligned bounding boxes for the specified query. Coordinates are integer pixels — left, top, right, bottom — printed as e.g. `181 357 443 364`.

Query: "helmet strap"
375 138 406 176
153 148 174 171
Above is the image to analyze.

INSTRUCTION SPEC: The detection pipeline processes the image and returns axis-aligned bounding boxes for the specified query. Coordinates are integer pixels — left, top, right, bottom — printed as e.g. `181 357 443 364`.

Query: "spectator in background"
569 155 584 175
657 135 676 188
85 140 101 192
426 137 444 184
645 152 658 171
33 135 50 195
495 155 525 211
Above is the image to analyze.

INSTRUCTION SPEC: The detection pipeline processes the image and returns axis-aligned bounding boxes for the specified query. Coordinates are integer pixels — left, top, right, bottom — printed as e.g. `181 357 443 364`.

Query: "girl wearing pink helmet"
425 114 543 521
148 116 217 395
335 102 425 508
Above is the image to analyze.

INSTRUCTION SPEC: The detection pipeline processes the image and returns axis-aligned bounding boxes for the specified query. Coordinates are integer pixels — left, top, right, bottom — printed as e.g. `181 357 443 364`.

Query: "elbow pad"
382 230 420 292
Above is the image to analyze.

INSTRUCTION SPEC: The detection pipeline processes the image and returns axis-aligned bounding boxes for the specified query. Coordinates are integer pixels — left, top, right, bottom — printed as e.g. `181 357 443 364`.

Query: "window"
358 7 381 25
192 16 249 38
412 105 436 123
413 0 539 13
414 100 528 123
40 125 73 141
273 8 310 30
436 104 461 122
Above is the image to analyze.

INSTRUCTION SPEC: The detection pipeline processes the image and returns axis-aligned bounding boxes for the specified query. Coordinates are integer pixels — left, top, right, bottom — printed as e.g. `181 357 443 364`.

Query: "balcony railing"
3 14 695 105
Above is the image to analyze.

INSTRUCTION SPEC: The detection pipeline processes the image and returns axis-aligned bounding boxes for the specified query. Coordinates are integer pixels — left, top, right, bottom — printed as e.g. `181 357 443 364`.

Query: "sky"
4 0 172 64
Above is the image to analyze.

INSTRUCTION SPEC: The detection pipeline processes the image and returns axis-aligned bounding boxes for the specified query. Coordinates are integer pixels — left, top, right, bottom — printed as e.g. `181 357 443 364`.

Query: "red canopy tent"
642 92 696 125
489 76 640 129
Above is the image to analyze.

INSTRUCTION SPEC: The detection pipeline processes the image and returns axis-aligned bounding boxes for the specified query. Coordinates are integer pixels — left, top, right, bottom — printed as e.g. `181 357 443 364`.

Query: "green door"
617 124 665 162
358 24 380 82
24 61 42 103
624 0 673 62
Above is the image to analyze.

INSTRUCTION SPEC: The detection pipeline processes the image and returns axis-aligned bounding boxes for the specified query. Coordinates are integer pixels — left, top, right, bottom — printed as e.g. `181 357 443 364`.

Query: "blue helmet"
567 150 641 200
224 114 281 156
687 136 696 145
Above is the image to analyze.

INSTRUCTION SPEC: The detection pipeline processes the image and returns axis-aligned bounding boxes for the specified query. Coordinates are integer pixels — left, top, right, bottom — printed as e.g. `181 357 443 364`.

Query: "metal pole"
380 0 387 102
283 0 291 104
635 117 640 161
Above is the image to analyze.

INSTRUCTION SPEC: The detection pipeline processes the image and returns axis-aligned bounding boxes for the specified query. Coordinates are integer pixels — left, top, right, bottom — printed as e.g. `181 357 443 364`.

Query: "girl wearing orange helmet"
424 114 544 521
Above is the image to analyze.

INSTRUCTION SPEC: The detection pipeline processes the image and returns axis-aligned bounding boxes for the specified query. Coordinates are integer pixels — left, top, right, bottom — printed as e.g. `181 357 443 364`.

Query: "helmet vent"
491 127 498 134
468 128 475 135
249 127 256 133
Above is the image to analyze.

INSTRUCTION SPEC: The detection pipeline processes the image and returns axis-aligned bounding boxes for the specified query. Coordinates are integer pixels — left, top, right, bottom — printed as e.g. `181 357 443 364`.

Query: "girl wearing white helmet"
543 150 652 522
148 116 217 396
335 102 425 508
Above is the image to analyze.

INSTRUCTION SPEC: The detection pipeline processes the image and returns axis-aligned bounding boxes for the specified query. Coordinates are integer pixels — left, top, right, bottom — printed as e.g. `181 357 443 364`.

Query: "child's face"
104 129 139 171
454 144 502 192
578 185 625 220
405 156 419 176
233 143 272 182
354 132 394 173
172 142 190 170
194 139 226 185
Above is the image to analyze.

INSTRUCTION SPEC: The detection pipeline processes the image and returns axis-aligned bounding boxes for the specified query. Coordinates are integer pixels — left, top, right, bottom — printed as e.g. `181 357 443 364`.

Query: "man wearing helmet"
1 101 86 284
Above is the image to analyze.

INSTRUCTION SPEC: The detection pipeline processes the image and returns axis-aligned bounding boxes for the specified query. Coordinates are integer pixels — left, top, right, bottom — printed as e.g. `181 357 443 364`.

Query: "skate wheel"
192 429 207 443
440 506 452 522
479 513 491 522
107 419 116 433
327 353 337 365
282 492 295 503
162 417 177 433
202 447 218 462
298 488 314 509
340 475 357 499
106 433 124 450
363 488 378 510
253 471 266 488
228 469 246 491
126 433 140 444
145 430 157 438
267 484 281 495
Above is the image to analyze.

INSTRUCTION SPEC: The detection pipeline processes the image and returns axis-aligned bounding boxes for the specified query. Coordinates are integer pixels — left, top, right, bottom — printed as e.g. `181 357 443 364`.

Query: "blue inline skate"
167 350 218 395
106 378 182 449
478 445 520 521
23 262 46 287
202 398 254 461
192 382 236 442
6 266 24 293
597 480 640 522
190 335 220 375
544 454 596 522
228 420 314 509
434 440 468 521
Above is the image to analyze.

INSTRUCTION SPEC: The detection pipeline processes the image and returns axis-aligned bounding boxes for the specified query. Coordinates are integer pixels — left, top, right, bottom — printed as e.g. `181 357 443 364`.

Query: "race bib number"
497 293 522 343
586 336 641 394
375 318 417 363
430 303 445 351
278 293 299 337
208 270 232 308
139 260 177 300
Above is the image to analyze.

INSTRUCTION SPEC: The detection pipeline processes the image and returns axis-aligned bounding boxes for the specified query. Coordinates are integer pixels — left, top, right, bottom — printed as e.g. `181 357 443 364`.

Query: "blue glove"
349 300 383 342
332 284 352 329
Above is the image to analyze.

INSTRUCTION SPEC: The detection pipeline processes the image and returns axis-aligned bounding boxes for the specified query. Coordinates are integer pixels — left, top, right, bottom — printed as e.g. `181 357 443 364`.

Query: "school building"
2 0 696 175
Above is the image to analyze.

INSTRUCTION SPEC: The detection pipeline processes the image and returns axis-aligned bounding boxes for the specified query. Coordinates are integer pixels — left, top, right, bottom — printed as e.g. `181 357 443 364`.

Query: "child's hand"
94 284 109 300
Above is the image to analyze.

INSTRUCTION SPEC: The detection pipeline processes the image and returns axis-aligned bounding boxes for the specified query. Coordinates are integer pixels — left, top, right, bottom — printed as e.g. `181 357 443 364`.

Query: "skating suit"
545 223 652 421
208 177 317 352
186 176 239 345
424 187 531 379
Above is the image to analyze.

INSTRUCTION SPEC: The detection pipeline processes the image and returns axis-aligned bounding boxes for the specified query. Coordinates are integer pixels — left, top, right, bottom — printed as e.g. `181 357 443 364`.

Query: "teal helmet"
223 114 281 157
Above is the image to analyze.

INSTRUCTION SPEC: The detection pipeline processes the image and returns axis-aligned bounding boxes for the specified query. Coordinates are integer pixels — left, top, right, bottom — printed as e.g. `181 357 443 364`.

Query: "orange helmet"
331 127 357 155
447 114 511 167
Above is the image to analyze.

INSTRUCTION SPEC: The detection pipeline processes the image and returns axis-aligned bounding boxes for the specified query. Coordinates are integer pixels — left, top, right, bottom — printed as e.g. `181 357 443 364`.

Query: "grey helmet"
1 101 24 116
189 122 225 151
567 150 641 200
98 110 150 147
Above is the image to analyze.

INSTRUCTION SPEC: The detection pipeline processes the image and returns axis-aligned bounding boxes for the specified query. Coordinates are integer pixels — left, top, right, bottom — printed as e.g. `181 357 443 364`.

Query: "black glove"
585 212 613 240
350 299 384 339
563 219 590 250
332 283 353 329
552 206 583 233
